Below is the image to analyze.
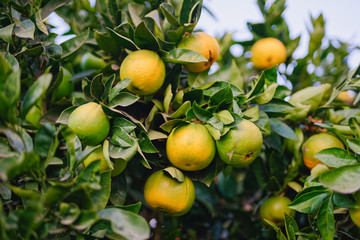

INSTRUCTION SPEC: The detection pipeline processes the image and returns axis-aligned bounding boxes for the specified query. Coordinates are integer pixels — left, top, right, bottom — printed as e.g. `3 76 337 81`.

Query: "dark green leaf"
61 29 89 59
317 197 335 240
349 117 360 139
42 0 72 19
109 92 139 108
110 173 127 206
192 101 212 122
160 3 180 26
209 85 233 105
348 139 360 154
90 74 105 101
108 28 139 51
102 75 116 101
34 122 58 162
138 131 158 153
163 48 207 64
284 213 299 240
109 78 131 102
270 118 298 141
134 21 160 51
288 190 331 213
91 172 111 211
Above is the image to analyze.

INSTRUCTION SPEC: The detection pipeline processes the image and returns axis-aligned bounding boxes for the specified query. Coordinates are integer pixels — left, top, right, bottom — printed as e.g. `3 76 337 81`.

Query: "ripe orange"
67 102 110 146
259 196 295 226
144 168 195 216
250 37 287 69
177 32 219 72
302 133 344 169
120 50 165 96
166 122 216 171
216 120 263 167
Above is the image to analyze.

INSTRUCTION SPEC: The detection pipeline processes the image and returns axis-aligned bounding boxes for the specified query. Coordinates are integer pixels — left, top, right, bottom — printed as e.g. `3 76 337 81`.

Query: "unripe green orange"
53 68 74 100
216 120 263 167
166 122 216 171
68 102 110 146
144 168 195 216
80 52 107 70
259 196 295 226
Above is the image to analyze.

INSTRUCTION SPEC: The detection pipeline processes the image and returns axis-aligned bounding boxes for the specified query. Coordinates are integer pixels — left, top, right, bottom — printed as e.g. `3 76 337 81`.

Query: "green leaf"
333 192 357 208
284 213 299 240
91 172 111 211
111 127 136 148
160 3 180 26
214 110 234 125
134 21 160 51
168 101 191 119
6 152 41 180
97 208 150 240
243 105 259 122
107 28 139 51
270 118 298 141
347 139 360 154
20 73 52 117
349 117 360 139
163 48 207 64
112 118 137 133
288 189 331 213
192 101 212 122
317 197 335 240
109 92 139 108
163 84 173 113
109 78 131 102
60 126 81 171
314 148 358 168
102 74 116 101
110 173 127 206
14 20 35 39
167 26 185 42
41 0 72 19
160 119 186 133
163 167 185 182
90 74 105 101
264 219 287 240
56 106 77 125
209 85 233 105
179 0 202 25
109 143 138 162
0 23 15 43
61 29 89 59
116 202 142 214
138 131 158 153
256 83 278 104
60 202 81 225
34 10 48 35
34 122 58 163
319 164 360 194
246 73 265 99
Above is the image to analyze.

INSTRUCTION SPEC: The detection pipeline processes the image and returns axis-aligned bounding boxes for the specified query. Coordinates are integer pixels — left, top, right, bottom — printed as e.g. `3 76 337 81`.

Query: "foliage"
0 0 360 239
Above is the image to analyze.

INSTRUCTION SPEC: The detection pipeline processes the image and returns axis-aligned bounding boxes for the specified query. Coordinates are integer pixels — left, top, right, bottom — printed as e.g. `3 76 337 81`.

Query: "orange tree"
0 0 360 239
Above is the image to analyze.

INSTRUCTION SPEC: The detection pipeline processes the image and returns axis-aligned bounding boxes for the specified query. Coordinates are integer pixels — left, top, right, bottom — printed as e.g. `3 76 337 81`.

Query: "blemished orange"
177 32 220 72
166 122 216 171
250 37 287 69
259 196 295 226
144 169 195 216
216 120 263 167
120 50 165 96
302 132 344 169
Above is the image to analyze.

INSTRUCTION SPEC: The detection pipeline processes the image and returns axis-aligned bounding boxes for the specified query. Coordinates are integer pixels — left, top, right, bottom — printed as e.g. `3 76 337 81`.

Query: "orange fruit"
166 122 216 171
68 102 110 146
120 50 165 96
177 32 219 72
250 37 287 69
259 196 295 226
302 133 344 169
216 120 263 167
144 168 195 216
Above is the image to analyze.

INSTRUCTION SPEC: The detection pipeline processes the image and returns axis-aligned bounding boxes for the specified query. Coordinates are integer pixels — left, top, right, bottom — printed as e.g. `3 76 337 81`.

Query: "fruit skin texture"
302 133 344 169
144 169 195 216
120 50 165 96
177 32 220 72
259 196 295 226
83 146 127 176
216 120 263 167
166 122 216 171
250 37 287 69
53 68 74 100
68 102 110 146
80 52 107 70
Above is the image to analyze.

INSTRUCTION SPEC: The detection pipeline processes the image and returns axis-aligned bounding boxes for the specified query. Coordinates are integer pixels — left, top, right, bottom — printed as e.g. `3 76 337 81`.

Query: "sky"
48 0 360 69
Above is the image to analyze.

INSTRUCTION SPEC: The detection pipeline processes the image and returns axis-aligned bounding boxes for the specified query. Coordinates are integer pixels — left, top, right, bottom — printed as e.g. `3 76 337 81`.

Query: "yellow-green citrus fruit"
259 196 295 226
166 122 216 171
68 102 110 146
80 52 107 70
216 120 263 167
83 146 127 176
302 133 344 169
25 105 42 127
144 169 195 216
120 50 165 96
177 32 220 72
336 90 355 106
250 37 287 69
53 68 74 100
350 193 360 227
83 146 112 173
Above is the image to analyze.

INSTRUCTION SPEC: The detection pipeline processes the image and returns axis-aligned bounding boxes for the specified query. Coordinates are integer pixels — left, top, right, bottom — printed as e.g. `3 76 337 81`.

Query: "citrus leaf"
108 28 139 51
14 19 35 39
109 78 131 102
109 92 139 108
137 145 151 169
314 148 358 168
134 21 160 51
110 173 127 206
41 0 71 19
192 101 212 122
168 101 191 119
163 167 185 183
91 171 111 211
56 106 77 125
160 119 186 133
263 219 287 240
102 74 116 101
97 208 150 240
112 118 136 133
0 23 15 43
163 84 173 113
138 131 158 154
349 117 360 139
288 190 331 213
61 29 89 59
319 164 360 194
270 118 298 141
109 142 138 162
90 74 105 101
317 197 335 240
347 139 360 155
163 48 207 64
284 213 299 240
160 3 180 26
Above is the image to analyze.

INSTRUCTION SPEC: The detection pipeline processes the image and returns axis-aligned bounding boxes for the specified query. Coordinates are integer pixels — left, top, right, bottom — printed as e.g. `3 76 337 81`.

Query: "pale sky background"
48 0 360 69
